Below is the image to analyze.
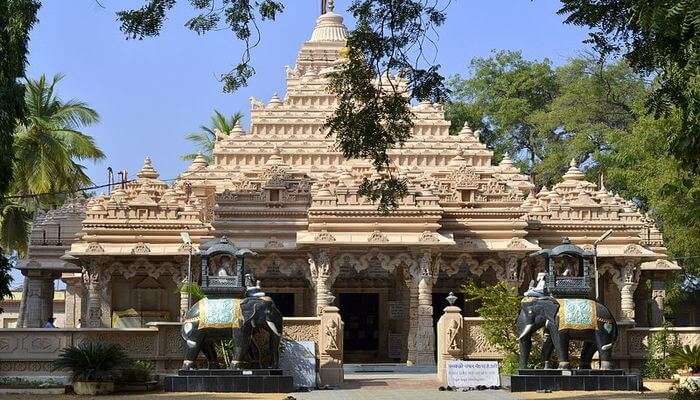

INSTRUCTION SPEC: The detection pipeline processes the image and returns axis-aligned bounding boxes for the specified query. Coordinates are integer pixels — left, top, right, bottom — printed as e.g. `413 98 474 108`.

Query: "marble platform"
163 369 294 393
510 369 642 392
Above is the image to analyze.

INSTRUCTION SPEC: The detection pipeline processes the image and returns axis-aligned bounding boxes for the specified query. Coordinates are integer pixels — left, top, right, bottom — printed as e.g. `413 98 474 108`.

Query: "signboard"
389 301 406 320
279 340 316 388
387 333 403 359
446 360 500 388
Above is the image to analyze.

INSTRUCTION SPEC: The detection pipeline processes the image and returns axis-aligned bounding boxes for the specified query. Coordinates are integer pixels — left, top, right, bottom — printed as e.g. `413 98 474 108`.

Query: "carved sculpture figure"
180 236 283 371
517 296 618 369
181 296 284 370
519 238 618 370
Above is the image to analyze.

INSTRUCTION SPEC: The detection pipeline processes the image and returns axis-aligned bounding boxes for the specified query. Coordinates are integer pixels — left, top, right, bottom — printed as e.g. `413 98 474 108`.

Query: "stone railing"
436 306 700 383
0 307 344 386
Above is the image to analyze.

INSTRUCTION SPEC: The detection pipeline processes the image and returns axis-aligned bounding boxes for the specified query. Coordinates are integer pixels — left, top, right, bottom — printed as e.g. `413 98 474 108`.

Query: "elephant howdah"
517 296 618 370
181 296 284 370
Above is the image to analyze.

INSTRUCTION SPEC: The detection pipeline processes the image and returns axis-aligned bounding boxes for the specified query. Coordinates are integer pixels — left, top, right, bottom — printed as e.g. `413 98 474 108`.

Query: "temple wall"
0 311 344 386
436 312 700 383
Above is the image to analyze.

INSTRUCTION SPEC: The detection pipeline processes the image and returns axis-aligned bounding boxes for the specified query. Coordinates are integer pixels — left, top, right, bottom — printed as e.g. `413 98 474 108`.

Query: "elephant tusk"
518 324 533 340
267 321 281 337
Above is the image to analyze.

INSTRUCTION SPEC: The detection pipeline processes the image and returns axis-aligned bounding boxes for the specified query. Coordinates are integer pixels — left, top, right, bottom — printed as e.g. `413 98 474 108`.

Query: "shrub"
120 360 155 383
641 322 682 379
668 345 700 374
0 377 63 388
671 379 700 400
462 281 544 374
52 341 130 382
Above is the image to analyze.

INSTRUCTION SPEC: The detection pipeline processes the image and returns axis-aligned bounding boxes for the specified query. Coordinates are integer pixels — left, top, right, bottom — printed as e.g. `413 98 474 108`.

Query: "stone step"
344 363 437 374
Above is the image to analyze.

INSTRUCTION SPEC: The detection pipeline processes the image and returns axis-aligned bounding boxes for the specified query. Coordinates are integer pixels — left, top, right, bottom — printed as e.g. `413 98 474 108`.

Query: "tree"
0 74 104 254
182 110 243 163
0 249 13 314
0 1 40 199
446 50 559 171
557 0 700 172
447 52 648 188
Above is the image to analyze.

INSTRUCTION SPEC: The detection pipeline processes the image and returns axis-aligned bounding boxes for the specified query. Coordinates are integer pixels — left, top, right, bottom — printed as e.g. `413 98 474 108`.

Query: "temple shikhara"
14 8 685 367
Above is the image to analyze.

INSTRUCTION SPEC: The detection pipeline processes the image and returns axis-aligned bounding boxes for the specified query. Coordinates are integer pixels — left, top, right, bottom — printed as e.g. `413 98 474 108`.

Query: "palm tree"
182 110 243 163
0 74 104 255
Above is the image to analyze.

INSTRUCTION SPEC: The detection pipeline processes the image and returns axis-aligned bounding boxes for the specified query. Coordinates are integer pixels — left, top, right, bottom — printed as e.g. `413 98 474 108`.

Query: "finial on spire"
570 158 577 168
321 0 334 14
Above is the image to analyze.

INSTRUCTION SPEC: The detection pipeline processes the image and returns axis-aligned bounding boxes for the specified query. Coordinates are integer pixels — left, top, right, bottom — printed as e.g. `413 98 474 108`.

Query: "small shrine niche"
199 236 257 298
530 237 595 298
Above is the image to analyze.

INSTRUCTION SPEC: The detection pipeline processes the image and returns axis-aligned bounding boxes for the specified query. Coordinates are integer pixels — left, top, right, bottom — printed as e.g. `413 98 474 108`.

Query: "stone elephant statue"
517 297 618 370
181 296 284 370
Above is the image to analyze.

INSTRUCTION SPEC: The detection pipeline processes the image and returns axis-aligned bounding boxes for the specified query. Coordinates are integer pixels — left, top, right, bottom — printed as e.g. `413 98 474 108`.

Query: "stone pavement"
290 373 671 400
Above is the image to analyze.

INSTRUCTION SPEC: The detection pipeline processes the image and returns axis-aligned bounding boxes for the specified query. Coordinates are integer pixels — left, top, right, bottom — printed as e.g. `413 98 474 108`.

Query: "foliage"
52 341 130 382
447 52 647 188
668 344 700 374
462 281 546 374
0 377 63 388
215 338 238 366
120 360 155 383
600 110 700 278
446 50 558 168
325 0 449 211
0 203 31 254
448 51 700 286
12 74 103 198
641 322 682 379
557 0 700 172
182 110 243 162
0 74 103 255
671 380 700 400
178 282 206 302
0 0 40 198
0 249 12 314
462 281 521 355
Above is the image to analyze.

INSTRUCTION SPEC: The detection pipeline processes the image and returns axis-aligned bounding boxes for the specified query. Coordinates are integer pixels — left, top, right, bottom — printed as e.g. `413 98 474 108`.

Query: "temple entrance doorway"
339 292 380 362
268 292 295 317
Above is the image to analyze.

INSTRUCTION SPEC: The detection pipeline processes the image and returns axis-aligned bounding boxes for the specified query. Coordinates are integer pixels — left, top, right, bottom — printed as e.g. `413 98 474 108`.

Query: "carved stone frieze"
418 231 439 243
85 242 105 253
314 230 336 243
131 242 151 255
367 230 389 243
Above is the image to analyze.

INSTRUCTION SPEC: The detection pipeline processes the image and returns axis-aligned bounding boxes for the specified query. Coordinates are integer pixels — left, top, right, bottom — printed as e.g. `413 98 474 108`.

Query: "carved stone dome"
309 12 348 43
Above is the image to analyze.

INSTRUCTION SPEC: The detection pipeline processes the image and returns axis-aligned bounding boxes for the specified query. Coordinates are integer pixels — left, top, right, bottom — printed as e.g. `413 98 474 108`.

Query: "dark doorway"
268 293 295 316
339 293 379 358
432 292 467 326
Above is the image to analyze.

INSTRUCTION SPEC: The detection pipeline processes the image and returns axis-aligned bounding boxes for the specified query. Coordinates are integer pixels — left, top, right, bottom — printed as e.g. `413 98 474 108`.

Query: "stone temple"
15 9 687 366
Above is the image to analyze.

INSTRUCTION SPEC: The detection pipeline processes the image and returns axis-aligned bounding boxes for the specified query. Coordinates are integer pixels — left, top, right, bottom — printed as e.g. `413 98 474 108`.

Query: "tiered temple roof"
65 10 676 270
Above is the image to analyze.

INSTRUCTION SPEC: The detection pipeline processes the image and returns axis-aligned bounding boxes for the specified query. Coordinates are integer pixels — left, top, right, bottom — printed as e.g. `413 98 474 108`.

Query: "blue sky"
27 0 590 187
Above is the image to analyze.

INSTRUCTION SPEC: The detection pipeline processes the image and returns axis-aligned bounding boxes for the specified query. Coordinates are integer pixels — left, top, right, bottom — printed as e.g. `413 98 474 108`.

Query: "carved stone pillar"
18 271 56 328
403 271 418 365
307 249 338 316
411 250 440 365
63 276 85 328
83 263 109 328
614 260 641 323
650 274 666 326
498 253 524 290
437 301 463 384
319 305 344 386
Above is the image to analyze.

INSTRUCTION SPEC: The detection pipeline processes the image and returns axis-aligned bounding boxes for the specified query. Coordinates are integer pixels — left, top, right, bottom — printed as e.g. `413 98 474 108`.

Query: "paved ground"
0 373 674 399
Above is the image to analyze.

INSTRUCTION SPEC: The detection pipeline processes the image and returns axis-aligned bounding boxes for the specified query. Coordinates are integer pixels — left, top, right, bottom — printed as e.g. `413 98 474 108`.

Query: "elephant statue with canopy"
179 236 284 370
518 238 618 370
